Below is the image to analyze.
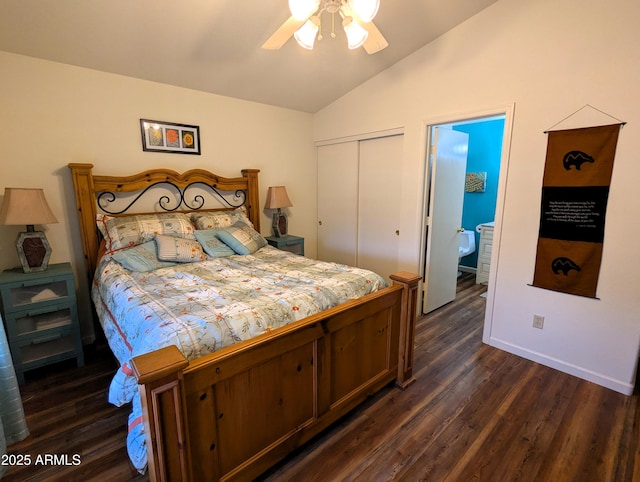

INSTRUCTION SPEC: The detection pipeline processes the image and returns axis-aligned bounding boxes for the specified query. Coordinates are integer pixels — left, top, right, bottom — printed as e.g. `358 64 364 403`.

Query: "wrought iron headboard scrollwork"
69 163 260 285
96 181 247 214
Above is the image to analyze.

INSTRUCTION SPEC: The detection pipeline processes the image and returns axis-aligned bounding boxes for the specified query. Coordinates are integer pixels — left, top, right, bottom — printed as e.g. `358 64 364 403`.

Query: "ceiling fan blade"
262 16 306 50
363 21 388 54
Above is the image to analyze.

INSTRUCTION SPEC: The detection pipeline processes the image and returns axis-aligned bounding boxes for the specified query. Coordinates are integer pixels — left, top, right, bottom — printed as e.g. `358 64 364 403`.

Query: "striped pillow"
155 235 206 263
97 213 195 252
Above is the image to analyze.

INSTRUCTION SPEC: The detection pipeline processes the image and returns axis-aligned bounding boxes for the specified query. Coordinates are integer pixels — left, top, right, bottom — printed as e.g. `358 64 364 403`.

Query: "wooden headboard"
68 163 260 284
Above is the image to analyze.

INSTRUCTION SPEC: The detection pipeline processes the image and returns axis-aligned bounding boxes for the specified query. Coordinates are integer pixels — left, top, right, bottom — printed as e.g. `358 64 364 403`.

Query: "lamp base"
16 231 52 272
271 211 288 237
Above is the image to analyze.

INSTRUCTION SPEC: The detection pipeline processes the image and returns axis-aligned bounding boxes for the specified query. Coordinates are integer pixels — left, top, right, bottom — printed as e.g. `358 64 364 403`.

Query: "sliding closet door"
317 142 358 266
358 135 403 280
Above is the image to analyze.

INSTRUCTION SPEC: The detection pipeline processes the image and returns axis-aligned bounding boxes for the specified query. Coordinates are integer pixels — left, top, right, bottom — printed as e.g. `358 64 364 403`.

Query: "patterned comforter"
92 245 387 471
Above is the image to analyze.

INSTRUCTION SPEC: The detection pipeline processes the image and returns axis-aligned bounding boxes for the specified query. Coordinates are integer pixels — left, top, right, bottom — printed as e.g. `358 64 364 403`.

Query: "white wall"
0 52 316 341
313 0 640 393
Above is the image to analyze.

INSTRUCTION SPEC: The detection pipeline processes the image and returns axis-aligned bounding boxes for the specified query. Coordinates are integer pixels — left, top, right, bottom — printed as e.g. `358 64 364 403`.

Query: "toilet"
458 229 476 276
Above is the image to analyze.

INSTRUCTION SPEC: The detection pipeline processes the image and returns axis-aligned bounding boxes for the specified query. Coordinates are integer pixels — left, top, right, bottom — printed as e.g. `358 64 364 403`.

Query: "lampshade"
0 188 59 226
265 186 293 210
265 186 293 237
343 16 368 49
289 0 321 20
348 0 380 22
0 188 59 272
294 17 321 50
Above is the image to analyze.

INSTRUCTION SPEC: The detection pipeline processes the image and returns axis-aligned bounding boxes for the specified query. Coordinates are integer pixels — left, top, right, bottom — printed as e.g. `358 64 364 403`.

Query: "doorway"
420 105 514 321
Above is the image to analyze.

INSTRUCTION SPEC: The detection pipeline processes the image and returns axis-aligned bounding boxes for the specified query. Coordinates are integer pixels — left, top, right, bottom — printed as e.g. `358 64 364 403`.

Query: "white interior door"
423 127 469 313
358 134 403 282
317 142 358 266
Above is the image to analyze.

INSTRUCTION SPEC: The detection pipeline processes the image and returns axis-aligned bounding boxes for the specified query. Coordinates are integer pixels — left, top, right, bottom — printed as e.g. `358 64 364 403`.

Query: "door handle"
456 227 464 233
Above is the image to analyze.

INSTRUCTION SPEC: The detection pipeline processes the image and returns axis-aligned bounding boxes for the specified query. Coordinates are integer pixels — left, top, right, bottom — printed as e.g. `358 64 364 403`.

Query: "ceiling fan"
262 0 388 54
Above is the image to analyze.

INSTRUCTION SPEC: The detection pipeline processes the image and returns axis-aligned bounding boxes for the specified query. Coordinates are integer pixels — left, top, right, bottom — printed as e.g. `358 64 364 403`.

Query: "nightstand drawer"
0 264 75 314
6 279 72 308
266 235 305 256
10 306 75 339
281 242 303 255
16 331 78 369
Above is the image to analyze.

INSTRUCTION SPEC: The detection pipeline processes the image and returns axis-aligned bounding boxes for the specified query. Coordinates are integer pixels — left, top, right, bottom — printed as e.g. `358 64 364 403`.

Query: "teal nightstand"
266 235 304 256
0 262 84 384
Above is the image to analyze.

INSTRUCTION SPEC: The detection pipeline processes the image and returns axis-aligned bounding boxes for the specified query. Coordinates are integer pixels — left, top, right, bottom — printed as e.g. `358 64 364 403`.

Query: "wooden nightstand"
266 235 304 256
0 262 84 384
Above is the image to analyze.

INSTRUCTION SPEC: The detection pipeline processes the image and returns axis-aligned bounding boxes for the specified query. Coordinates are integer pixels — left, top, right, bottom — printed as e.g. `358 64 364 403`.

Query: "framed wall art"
465 172 487 193
140 119 201 155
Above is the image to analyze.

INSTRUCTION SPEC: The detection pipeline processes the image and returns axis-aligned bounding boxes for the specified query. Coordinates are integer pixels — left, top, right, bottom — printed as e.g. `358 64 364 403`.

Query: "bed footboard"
132 272 420 482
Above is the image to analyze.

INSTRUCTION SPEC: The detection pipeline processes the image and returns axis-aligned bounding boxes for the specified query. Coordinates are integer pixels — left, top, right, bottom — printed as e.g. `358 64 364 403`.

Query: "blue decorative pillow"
216 222 267 255
194 229 236 258
111 241 177 272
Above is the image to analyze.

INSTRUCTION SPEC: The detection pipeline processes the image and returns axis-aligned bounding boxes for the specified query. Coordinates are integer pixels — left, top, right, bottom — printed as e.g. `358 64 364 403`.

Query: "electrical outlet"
533 314 544 329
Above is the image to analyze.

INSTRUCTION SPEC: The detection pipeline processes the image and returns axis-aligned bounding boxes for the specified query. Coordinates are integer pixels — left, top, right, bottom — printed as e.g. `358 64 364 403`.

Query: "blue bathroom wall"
454 118 504 268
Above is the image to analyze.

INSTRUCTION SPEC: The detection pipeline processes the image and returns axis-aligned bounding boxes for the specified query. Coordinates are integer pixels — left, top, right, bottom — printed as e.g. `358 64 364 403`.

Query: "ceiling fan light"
343 16 368 49
289 0 321 21
294 17 320 50
347 0 380 22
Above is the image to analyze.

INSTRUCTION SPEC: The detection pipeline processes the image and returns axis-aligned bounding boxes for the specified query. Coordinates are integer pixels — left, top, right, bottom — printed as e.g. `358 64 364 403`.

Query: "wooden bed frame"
68 163 420 482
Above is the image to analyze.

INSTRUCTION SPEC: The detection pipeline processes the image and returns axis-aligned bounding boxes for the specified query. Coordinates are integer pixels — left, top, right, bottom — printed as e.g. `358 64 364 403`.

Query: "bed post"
242 169 260 233
131 345 191 482
390 272 422 388
68 163 99 283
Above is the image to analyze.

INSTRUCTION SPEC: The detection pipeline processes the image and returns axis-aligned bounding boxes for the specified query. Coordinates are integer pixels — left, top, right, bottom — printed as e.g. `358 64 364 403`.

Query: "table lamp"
0 188 59 272
265 186 292 237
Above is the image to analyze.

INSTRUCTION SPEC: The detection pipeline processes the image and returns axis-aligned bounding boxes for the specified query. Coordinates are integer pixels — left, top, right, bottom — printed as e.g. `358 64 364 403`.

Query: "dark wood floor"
2 340 147 482
5 273 640 481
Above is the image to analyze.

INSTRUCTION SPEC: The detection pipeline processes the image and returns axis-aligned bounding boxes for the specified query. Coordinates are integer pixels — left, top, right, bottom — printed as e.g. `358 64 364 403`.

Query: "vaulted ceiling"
0 0 497 112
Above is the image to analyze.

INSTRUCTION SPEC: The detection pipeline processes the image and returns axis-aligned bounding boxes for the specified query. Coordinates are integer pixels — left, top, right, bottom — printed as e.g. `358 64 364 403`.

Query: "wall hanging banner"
532 123 621 298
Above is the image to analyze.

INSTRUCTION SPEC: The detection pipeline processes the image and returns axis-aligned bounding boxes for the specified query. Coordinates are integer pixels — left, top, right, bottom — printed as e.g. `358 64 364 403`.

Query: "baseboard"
487 336 635 395
458 265 476 274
